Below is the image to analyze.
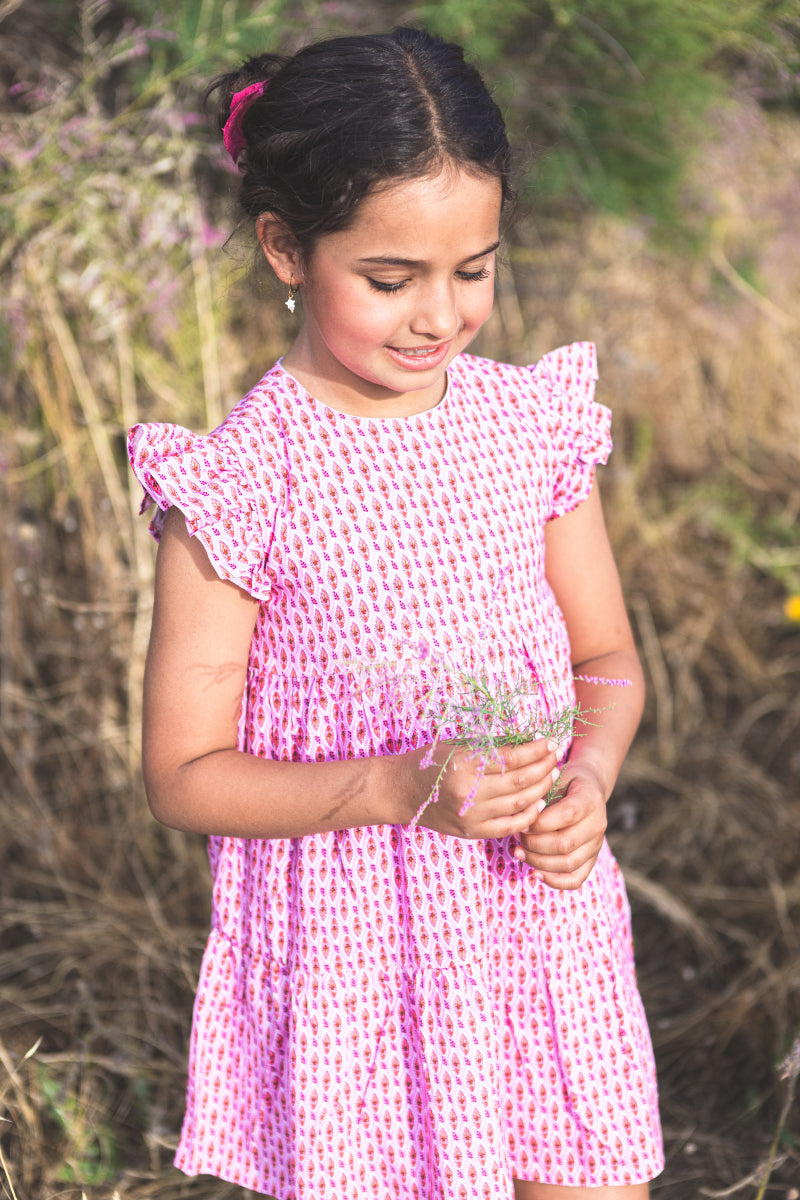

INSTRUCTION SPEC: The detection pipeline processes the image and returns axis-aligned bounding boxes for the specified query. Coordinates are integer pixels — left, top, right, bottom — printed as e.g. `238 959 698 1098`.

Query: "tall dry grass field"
1 3 799 1197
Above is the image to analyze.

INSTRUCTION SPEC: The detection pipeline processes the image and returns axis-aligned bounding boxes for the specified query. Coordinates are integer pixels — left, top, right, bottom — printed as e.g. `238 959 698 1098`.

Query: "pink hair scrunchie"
223 80 269 164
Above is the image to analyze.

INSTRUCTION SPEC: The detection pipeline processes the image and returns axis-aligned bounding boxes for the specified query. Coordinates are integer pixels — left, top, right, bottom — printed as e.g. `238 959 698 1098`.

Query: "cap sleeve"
127 421 274 601
527 341 612 520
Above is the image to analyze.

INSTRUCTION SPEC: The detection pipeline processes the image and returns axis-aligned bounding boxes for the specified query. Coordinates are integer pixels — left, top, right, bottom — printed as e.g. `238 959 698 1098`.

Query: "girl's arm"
142 507 558 839
142 506 405 836
515 478 645 888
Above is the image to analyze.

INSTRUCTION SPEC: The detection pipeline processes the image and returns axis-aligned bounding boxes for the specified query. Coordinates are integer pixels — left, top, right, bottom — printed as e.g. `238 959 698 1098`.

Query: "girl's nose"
409 282 460 340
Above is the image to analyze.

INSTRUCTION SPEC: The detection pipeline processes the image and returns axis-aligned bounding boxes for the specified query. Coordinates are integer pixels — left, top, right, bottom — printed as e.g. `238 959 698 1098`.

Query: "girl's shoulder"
452 343 611 521
451 342 600 425
128 361 289 480
209 359 296 442
127 362 291 599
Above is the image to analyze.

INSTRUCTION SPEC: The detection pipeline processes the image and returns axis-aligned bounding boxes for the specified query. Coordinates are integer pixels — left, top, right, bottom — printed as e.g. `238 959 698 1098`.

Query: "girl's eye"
367 278 407 294
366 265 491 293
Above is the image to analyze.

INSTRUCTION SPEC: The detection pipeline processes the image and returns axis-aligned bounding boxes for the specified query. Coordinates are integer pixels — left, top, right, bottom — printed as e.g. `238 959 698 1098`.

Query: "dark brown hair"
209 26 514 253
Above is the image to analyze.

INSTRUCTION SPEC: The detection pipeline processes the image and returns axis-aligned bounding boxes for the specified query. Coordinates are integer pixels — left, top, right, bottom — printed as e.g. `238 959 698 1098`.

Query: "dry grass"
1 5 799 1197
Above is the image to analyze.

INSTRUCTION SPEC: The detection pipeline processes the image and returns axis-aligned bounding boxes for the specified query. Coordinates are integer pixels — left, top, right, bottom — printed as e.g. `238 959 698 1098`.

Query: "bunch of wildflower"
344 632 630 828
412 655 588 827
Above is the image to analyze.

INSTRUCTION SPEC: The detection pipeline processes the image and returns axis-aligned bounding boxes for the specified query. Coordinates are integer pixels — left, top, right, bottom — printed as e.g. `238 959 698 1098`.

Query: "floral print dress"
128 342 663 1198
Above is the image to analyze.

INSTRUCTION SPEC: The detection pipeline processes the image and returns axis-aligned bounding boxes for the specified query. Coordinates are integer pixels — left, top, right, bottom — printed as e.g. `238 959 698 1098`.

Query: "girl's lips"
386 341 451 370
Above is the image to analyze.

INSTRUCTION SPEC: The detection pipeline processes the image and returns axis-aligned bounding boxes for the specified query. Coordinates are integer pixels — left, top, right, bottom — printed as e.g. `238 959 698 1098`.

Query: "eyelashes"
367 266 491 294
459 266 491 282
367 278 406 294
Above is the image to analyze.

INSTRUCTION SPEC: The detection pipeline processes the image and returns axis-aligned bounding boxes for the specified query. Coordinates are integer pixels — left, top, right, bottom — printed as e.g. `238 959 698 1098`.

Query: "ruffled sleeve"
127 420 275 602
527 341 612 520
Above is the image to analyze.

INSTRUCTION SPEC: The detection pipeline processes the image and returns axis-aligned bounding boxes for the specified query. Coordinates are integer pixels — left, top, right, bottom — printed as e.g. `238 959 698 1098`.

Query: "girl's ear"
256 214 303 285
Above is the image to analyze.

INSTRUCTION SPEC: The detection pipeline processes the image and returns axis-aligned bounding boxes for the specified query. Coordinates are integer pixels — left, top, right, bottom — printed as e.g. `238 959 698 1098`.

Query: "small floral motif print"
128 345 663 1196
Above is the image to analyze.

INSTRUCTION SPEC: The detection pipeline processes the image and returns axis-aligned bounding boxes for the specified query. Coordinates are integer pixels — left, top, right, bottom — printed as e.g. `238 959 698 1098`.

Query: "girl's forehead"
323 168 503 258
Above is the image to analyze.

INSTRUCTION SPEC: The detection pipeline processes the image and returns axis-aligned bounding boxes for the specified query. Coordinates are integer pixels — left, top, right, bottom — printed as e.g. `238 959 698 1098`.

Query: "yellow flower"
784 594 800 623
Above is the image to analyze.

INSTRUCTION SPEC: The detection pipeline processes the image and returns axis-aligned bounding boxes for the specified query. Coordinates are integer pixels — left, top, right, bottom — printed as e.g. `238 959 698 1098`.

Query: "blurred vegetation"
5 0 799 230
420 0 800 221
2 0 800 1197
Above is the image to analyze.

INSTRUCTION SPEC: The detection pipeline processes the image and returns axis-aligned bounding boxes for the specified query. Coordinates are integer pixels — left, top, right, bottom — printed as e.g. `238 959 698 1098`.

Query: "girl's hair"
209 27 514 254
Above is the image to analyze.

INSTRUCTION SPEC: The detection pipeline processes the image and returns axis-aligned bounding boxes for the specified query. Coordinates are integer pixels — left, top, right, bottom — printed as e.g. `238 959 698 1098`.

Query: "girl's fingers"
519 841 602 877
524 799 606 850
512 823 604 885
516 814 605 872
530 865 597 891
475 796 550 841
512 782 607 880
478 750 560 800
430 743 567 839
476 738 558 778
439 750 558 828
484 773 558 821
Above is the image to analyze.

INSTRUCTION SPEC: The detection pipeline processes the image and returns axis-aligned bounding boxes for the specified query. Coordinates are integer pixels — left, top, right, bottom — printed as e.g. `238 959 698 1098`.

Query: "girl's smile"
385 340 452 371
261 167 502 418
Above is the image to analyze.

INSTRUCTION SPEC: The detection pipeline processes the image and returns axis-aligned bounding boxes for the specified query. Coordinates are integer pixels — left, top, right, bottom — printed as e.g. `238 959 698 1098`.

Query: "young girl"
129 27 664 1200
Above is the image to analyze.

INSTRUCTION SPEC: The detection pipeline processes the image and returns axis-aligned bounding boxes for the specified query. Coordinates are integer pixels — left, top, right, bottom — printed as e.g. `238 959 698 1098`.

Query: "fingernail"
546 739 558 752
536 798 547 814
513 847 526 861
551 767 560 783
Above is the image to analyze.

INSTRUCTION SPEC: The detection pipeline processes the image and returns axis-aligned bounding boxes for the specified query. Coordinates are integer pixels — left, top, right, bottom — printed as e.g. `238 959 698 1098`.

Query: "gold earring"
285 277 299 313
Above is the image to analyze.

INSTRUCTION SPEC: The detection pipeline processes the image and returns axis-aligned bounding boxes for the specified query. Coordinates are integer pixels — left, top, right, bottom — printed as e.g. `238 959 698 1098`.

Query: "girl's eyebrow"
357 240 501 268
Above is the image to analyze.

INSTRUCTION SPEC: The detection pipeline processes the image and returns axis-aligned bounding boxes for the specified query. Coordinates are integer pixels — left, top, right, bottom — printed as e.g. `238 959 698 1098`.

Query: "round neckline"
274 359 453 424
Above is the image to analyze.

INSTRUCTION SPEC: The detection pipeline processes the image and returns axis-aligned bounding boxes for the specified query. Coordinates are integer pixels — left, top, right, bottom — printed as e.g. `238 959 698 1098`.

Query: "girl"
129 26 664 1200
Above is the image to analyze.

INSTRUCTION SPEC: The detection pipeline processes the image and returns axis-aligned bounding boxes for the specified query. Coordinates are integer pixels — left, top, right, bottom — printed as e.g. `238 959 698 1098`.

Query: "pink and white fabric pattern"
128 343 664 1198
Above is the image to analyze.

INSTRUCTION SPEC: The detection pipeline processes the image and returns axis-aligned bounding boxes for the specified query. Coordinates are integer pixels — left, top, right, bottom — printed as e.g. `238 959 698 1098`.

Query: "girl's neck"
280 342 451 420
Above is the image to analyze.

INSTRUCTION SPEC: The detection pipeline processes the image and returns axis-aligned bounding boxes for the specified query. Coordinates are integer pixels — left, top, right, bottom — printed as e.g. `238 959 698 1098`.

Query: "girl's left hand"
512 763 607 890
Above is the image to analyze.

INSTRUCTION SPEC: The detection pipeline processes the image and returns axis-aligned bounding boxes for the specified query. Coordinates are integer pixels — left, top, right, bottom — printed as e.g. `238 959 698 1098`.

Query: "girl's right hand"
399 739 560 839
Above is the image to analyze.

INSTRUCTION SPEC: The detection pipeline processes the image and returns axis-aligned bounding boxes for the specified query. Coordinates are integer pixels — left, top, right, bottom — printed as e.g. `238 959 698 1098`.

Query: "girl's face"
278 167 502 418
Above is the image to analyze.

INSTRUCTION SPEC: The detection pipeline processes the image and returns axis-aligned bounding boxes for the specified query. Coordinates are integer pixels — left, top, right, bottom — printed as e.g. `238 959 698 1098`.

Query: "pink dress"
129 343 663 1198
